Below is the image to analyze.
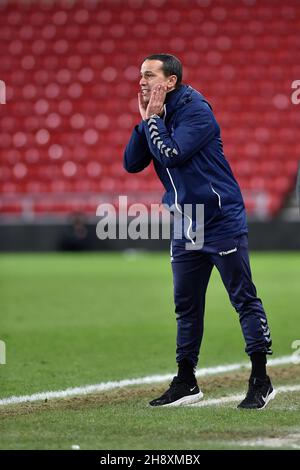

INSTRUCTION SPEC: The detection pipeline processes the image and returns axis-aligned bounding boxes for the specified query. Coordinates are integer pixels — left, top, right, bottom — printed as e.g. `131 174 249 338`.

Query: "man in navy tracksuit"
124 54 275 409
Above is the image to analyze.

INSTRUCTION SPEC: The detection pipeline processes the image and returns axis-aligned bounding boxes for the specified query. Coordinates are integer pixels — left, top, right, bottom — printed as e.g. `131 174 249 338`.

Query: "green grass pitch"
0 252 299 449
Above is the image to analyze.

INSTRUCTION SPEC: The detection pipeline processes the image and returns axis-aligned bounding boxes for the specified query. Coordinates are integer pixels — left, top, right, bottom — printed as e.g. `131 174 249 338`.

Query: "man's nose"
139 77 146 86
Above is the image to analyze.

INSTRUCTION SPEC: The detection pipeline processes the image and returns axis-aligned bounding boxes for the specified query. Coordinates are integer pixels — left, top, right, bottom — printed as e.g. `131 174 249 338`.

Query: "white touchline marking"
0 355 297 407
189 384 300 408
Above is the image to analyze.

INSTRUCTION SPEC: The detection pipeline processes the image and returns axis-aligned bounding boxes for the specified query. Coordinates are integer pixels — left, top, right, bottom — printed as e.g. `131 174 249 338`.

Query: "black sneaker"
237 376 276 410
149 376 203 407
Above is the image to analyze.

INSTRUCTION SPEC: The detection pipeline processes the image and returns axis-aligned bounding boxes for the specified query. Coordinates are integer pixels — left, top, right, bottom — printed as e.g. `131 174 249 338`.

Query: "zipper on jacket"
163 105 195 245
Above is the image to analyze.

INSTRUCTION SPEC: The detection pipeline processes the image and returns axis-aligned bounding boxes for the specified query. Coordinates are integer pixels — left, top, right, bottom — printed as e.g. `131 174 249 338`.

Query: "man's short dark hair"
143 53 182 88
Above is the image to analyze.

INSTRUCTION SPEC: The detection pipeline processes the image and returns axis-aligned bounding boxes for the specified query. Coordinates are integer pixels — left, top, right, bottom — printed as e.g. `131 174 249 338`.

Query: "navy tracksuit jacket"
124 84 272 366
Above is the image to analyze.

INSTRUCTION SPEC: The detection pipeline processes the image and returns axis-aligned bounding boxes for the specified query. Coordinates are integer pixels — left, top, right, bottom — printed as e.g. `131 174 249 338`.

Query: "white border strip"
0 355 297 407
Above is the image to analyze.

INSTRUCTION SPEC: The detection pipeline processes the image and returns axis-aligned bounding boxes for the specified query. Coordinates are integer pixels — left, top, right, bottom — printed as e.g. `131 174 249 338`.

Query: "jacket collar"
164 84 193 115
164 84 213 117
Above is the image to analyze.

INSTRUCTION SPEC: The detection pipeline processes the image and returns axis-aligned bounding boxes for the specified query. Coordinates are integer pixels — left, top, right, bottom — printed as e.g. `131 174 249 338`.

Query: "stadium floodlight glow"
0 80 6 104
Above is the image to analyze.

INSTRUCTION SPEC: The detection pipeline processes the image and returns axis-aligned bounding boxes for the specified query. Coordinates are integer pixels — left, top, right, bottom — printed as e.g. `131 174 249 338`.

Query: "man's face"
139 60 176 103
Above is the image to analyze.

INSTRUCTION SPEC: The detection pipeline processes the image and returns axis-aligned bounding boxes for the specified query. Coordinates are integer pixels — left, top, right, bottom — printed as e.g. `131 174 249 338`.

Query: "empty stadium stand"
0 0 299 219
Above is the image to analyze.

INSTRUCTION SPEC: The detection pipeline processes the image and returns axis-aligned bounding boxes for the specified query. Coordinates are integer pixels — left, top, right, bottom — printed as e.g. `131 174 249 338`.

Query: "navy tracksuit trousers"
171 234 272 367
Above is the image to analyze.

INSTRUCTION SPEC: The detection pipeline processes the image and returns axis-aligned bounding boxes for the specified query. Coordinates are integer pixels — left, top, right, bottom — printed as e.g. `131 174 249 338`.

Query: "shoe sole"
151 391 204 408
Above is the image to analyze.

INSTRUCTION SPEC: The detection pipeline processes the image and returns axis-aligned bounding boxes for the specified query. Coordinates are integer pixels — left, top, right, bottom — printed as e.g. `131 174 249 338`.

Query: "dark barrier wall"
0 221 300 252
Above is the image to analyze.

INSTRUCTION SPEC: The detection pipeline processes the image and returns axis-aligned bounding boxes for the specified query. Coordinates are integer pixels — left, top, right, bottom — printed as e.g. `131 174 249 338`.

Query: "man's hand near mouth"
138 84 167 120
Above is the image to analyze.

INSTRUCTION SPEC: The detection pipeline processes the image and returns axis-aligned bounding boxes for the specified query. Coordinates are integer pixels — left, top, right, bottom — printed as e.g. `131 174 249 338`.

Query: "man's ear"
167 75 178 90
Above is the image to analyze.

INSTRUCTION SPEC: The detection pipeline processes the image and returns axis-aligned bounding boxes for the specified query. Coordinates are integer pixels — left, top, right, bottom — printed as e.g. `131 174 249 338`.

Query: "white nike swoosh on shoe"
260 389 276 409
190 386 197 392
262 388 273 403
262 392 269 403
